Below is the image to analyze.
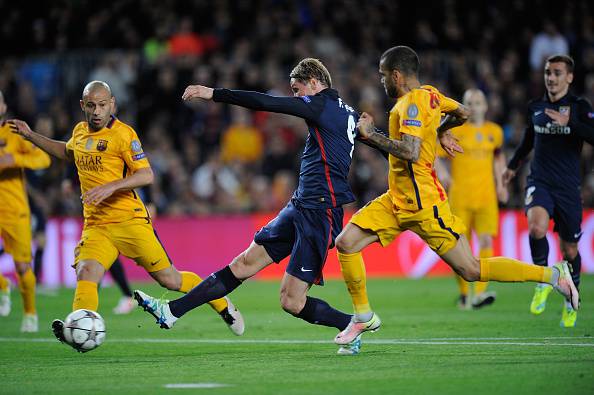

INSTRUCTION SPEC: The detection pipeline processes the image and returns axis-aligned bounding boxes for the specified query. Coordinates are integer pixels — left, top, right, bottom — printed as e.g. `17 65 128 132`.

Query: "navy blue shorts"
525 181 582 242
254 200 344 285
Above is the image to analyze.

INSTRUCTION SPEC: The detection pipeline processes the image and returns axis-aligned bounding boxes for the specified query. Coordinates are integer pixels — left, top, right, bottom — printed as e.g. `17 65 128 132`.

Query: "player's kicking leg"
145 265 245 335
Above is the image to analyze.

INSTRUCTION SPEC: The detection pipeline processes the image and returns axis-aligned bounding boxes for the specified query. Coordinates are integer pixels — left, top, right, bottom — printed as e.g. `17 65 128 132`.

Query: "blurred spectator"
530 21 569 71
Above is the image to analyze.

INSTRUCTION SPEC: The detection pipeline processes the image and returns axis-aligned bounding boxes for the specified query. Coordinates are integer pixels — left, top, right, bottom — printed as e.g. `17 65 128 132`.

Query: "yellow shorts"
74 217 172 272
0 214 32 263
450 200 499 237
350 193 466 255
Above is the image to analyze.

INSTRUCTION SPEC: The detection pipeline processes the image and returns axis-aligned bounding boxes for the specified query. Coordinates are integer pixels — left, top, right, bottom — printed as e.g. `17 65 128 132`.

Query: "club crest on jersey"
559 106 570 115
131 140 142 153
407 104 419 118
96 139 108 151
0 138 6 148
475 132 483 142
85 137 94 150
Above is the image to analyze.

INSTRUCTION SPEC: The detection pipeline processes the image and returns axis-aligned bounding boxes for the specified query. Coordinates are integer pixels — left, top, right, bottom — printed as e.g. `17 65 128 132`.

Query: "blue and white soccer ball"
63 309 106 353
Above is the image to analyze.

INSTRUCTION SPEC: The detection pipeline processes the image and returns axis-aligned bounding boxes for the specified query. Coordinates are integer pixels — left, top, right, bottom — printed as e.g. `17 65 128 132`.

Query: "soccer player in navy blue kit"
503 55 594 327
135 58 366 354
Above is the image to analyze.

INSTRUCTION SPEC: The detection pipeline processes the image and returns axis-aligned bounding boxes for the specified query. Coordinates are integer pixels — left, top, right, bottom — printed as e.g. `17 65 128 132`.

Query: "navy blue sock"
33 247 44 283
567 253 581 290
293 296 352 330
529 236 549 267
169 266 241 318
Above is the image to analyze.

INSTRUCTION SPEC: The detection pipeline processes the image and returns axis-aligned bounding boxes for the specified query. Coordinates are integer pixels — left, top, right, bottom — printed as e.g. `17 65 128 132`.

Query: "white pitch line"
0 337 593 347
164 383 232 389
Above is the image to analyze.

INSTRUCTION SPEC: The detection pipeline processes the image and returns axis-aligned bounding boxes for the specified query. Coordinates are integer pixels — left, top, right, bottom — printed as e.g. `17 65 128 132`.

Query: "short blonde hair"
289 58 332 88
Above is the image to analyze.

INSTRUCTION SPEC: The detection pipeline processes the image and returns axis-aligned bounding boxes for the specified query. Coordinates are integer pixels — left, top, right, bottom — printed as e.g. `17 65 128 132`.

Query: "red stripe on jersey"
314 127 337 206
429 163 446 201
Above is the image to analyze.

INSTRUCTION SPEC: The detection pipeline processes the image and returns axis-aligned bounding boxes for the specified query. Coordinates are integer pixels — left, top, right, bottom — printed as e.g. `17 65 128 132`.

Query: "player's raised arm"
8 119 73 161
356 112 421 161
183 85 319 121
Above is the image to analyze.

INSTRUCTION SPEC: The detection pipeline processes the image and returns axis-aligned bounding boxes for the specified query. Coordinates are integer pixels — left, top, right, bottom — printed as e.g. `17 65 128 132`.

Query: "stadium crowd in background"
0 0 593 218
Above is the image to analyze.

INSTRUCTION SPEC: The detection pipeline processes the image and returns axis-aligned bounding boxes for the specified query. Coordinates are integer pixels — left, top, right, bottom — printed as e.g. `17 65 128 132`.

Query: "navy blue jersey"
508 93 594 188
213 88 360 208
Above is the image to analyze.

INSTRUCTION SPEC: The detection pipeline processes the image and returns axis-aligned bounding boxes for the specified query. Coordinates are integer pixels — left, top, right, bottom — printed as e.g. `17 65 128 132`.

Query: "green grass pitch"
1 276 593 394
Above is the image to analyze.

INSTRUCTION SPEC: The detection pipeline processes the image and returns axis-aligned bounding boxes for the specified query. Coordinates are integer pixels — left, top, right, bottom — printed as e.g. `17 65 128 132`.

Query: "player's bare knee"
460 258 481 282
335 233 355 254
528 224 547 239
279 291 304 315
14 262 29 275
76 262 103 281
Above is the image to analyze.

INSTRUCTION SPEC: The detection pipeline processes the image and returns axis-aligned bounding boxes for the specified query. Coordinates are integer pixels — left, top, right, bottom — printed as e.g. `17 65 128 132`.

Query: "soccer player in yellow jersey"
9 81 244 350
333 46 579 346
436 89 509 309
0 90 51 332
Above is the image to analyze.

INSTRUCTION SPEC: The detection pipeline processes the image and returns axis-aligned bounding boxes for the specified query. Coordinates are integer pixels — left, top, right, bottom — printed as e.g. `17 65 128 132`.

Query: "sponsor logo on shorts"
525 186 535 205
300 267 313 272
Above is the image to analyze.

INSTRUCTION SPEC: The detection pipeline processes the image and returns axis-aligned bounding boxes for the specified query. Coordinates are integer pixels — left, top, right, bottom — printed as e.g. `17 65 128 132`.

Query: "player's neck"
469 118 485 126
399 79 420 97
547 87 569 103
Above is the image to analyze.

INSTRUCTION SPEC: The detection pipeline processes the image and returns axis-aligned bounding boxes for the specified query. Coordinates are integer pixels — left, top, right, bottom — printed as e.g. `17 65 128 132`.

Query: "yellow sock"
338 251 371 315
456 274 469 296
480 257 551 283
72 280 99 311
474 248 493 295
180 271 228 314
0 274 8 291
17 268 36 314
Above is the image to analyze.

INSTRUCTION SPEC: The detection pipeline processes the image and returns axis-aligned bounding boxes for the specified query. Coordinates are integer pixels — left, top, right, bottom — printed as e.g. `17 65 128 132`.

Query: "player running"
333 46 579 345
0 90 51 332
436 89 508 309
134 58 373 355
503 54 594 327
9 81 244 351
